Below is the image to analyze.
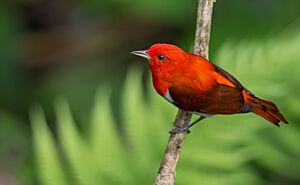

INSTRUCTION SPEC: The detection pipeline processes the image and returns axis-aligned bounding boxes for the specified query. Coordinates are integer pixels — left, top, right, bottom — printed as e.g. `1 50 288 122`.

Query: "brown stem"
154 0 214 185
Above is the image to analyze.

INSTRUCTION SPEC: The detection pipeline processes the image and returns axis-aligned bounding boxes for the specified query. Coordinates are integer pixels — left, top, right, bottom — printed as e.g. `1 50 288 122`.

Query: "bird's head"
131 43 189 67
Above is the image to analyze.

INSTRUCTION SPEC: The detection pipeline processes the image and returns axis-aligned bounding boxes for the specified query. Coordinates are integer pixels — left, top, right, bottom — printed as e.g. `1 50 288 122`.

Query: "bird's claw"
169 125 191 134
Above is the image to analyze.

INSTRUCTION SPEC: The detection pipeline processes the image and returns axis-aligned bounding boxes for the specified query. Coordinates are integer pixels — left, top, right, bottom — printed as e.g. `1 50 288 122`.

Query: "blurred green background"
1 0 300 185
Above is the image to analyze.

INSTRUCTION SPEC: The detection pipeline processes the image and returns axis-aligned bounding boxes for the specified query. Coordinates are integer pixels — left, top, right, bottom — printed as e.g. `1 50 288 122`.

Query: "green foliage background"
30 28 300 185
1 0 300 184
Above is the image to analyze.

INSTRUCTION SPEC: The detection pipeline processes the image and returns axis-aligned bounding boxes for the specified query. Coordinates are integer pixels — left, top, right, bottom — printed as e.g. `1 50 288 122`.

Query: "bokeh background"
1 0 300 185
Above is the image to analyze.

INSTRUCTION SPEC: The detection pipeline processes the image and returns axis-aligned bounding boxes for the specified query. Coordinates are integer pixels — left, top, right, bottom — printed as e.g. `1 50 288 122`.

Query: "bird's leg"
187 116 205 130
169 116 205 134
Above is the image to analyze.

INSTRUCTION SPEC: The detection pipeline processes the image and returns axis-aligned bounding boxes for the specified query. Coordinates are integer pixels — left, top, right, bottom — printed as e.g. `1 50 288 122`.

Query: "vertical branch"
194 0 214 57
154 0 214 185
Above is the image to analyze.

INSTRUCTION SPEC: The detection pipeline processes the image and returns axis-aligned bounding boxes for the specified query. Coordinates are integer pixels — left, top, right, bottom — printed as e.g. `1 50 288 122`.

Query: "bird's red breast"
131 43 288 126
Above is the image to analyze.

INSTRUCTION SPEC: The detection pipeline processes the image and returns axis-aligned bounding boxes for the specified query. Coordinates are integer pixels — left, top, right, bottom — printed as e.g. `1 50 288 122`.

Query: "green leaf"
30 106 69 185
55 99 98 185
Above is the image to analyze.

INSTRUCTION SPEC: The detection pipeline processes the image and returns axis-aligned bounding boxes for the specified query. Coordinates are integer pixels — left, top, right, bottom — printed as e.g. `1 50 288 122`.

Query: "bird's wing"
212 65 244 90
168 83 246 115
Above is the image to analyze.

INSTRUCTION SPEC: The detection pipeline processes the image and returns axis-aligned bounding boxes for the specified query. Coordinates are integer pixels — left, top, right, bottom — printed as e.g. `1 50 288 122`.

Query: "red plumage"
131 43 287 126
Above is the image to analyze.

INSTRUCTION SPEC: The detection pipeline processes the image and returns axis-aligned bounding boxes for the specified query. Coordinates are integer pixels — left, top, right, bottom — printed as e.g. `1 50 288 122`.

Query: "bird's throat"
150 66 170 96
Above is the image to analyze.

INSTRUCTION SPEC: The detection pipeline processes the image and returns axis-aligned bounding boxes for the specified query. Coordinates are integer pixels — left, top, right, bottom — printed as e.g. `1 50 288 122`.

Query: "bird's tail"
247 94 288 126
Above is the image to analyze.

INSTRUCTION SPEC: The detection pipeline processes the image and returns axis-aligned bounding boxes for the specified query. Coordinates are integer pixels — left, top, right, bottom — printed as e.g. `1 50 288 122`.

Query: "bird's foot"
169 125 190 134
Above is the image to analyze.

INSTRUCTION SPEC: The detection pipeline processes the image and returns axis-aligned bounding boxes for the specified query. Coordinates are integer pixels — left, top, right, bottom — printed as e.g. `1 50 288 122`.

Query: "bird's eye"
157 54 165 60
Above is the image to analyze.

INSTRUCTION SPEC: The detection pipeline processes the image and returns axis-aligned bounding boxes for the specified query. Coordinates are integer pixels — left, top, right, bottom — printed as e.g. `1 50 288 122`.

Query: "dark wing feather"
213 65 255 95
169 84 245 115
213 65 244 90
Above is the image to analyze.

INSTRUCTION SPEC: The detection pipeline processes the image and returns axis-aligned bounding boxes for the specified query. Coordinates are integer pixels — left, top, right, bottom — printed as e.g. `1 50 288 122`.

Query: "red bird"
131 43 287 132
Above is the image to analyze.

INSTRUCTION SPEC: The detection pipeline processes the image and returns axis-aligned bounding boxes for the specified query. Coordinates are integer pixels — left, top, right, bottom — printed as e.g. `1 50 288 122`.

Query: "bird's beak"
130 50 150 60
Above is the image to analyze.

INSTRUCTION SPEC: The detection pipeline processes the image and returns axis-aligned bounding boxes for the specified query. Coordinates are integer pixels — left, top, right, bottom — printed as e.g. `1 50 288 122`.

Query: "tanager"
131 43 287 133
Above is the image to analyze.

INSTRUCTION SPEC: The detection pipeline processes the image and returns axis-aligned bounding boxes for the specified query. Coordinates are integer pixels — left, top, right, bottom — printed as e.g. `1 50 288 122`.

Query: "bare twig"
154 1 214 185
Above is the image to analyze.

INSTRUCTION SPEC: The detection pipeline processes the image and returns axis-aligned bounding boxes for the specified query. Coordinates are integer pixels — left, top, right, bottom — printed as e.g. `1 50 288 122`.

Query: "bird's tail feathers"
247 94 288 126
